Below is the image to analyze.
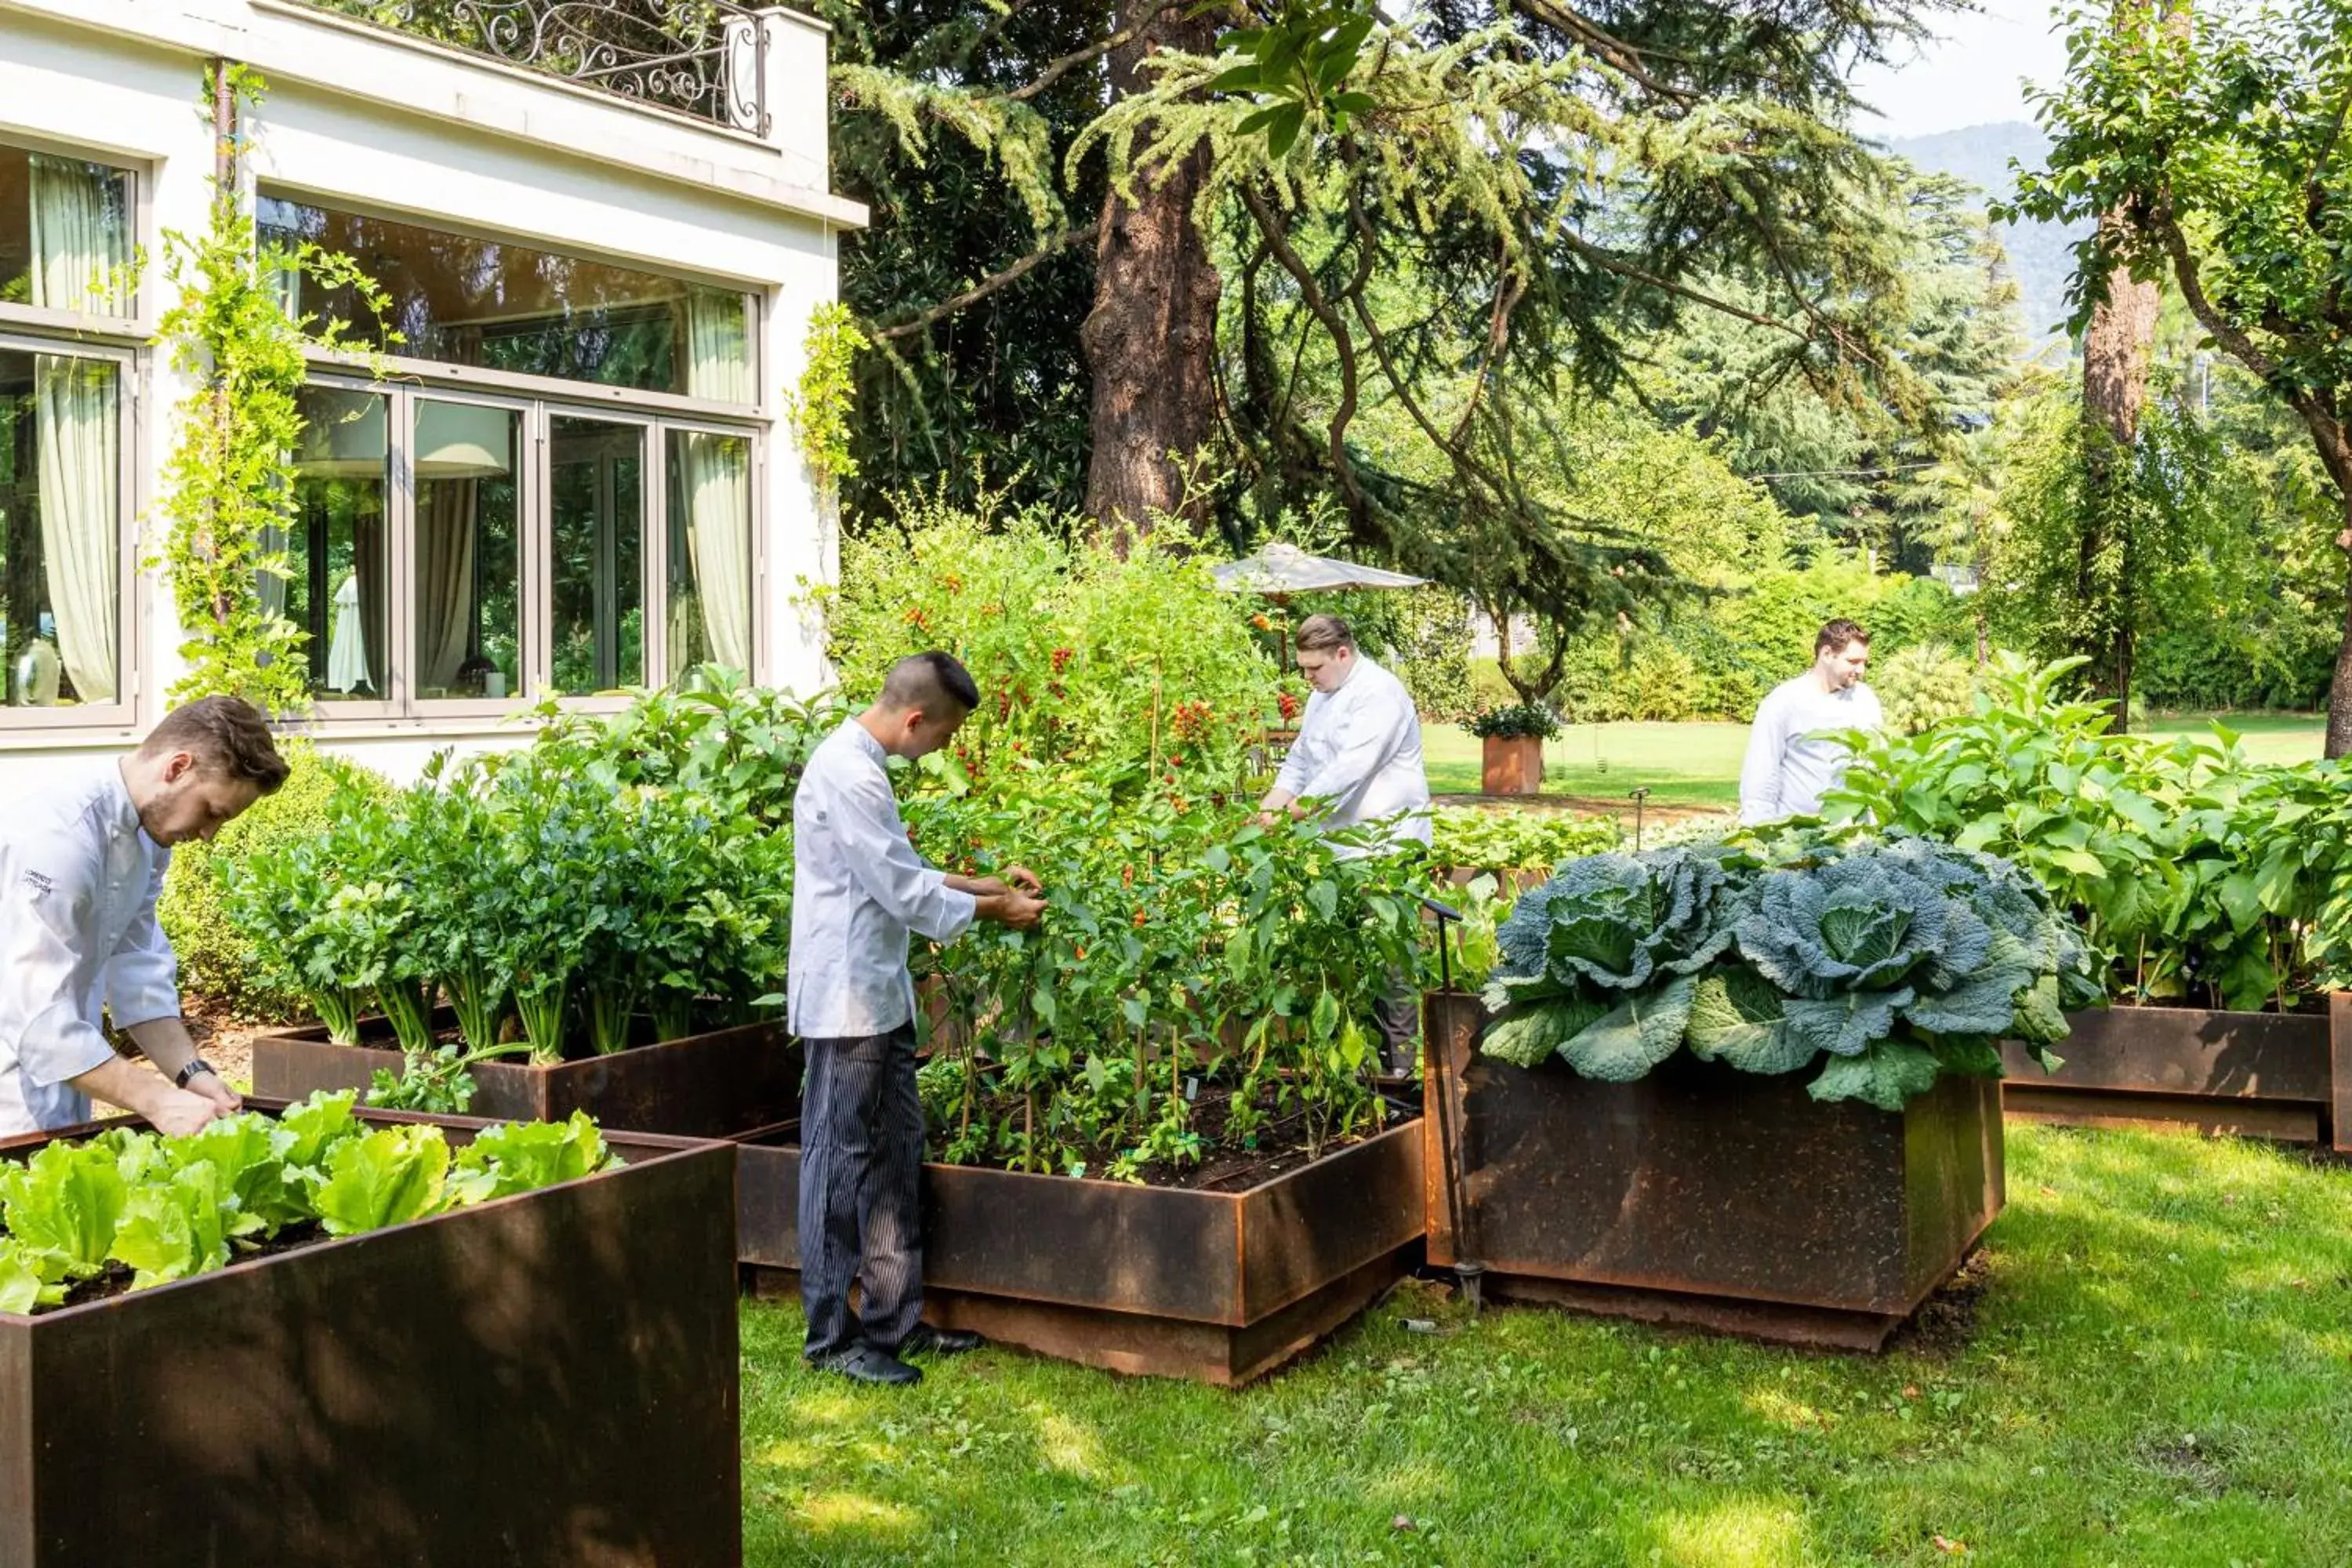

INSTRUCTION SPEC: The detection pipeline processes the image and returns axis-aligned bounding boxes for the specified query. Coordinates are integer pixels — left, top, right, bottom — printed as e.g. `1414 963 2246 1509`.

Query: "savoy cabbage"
1479 832 2093 1110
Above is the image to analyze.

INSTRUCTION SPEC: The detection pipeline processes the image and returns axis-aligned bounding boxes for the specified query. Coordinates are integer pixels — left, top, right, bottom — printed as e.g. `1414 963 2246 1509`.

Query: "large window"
0 144 135 321
288 384 756 710
0 343 129 715
259 194 753 399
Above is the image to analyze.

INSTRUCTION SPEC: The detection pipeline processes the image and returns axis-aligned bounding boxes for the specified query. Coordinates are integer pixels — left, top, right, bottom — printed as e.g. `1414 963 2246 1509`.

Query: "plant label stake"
1628 787 1651 851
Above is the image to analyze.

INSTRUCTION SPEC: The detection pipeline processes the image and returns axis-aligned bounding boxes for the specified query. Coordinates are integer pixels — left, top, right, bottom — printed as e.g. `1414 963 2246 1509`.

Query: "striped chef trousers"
797 1025 926 1360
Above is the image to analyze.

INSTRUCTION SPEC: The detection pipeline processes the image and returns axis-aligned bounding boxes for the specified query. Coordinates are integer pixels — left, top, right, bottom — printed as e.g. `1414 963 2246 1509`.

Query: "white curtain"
28 158 126 704
680 289 753 673
414 481 479 691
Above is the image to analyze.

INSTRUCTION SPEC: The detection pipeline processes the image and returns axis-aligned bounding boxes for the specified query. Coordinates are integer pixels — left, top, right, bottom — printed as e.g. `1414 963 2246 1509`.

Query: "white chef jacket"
0 761 180 1134
1274 654 1433 857
788 720 978 1038
1738 674 1884 824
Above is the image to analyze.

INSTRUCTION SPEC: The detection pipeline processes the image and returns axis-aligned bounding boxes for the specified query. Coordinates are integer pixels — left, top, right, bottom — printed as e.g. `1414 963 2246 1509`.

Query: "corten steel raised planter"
251 1014 802 1138
735 1113 1425 1385
1998 1004 2347 1150
0 1108 741 1568
1422 992 2004 1352
1479 734 1544 796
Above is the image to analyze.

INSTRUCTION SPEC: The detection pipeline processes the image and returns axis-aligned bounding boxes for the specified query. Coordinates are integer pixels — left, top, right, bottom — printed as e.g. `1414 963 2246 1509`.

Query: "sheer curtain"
28 157 126 704
415 481 479 691
680 289 753 673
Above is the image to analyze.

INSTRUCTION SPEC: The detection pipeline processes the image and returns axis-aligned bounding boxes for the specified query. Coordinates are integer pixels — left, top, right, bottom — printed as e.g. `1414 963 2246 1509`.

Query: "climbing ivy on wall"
786 302 869 493
154 61 392 713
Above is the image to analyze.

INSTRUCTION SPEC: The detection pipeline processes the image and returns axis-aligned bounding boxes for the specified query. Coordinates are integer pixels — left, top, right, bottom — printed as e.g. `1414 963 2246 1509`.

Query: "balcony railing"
305 1 769 135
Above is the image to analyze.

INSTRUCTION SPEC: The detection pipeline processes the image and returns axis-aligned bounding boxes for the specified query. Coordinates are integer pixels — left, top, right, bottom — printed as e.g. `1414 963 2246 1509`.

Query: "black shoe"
810 1346 923 1386
898 1323 985 1358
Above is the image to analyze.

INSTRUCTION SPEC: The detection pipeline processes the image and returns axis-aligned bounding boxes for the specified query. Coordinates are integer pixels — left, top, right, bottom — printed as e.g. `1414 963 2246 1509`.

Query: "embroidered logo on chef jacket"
20 869 52 896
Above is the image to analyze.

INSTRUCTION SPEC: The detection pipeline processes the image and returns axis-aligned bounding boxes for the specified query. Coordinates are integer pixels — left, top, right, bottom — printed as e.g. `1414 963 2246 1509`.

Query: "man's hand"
184 1070 241 1116
975 891 1047 930
144 1083 227 1138
1002 864 1044 895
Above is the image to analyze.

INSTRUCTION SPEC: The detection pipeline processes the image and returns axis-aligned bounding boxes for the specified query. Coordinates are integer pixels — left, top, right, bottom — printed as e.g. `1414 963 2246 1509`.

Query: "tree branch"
1007 0 1193 102
870 226 1094 342
1240 182 1371 517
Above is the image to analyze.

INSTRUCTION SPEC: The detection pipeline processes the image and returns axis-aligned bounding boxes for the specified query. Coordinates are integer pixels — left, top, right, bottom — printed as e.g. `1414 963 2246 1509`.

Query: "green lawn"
741 1124 2352 1566
1421 713 2328 812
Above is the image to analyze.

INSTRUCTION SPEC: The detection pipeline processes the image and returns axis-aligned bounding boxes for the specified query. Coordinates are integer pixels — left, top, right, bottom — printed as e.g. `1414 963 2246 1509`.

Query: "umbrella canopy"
1211 543 1428 597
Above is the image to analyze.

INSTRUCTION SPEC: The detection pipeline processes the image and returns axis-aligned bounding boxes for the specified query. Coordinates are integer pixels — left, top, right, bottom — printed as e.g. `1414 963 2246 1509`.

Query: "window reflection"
259 195 753 398
288 386 390 699
0 145 134 318
413 400 521 700
0 347 118 706
550 416 644 694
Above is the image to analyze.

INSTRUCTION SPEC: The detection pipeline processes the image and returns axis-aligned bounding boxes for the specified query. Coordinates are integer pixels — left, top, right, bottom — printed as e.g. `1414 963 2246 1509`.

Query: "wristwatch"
173 1057 219 1089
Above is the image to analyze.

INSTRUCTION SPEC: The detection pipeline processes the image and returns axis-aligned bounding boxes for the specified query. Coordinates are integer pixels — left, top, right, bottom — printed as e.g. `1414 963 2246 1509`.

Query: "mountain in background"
1887 121 2086 358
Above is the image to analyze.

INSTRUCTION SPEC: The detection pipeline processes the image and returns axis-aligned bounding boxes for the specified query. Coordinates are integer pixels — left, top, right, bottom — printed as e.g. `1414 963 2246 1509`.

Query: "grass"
741 1124 2352 1566
1420 713 2328 812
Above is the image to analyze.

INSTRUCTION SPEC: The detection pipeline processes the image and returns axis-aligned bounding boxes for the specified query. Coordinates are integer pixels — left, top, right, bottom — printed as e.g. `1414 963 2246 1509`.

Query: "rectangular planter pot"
1423 992 2004 1351
1998 1004 2345 1150
252 1015 802 1140
0 1111 741 1567
735 1116 1425 1386
1479 734 1544 796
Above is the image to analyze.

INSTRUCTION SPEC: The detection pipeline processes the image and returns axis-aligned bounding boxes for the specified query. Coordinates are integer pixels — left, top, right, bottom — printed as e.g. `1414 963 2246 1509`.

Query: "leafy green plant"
1874 644 1977 737
314 1126 451 1237
1480 833 2099 1110
449 1112 615 1205
1429 807 1618 875
786 302 869 490
0 1142 129 1283
1466 703 1562 741
154 64 395 712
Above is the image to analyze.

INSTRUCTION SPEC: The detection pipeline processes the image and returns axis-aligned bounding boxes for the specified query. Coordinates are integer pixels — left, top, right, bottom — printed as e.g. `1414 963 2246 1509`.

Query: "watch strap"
173 1057 217 1090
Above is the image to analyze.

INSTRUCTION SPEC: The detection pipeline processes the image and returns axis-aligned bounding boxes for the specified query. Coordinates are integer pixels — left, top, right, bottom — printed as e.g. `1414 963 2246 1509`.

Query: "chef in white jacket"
1738 617 1883 825
1258 614 1432 1073
0 696 287 1138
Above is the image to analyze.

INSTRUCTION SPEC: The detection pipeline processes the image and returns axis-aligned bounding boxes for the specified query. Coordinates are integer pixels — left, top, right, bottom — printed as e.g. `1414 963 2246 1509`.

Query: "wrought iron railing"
307 1 769 135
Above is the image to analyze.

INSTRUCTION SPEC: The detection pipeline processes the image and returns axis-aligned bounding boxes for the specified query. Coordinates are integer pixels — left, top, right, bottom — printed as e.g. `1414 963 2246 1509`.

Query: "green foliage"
1828 656 2352 1010
1480 833 2095 1109
223 679 820 1080
160 741 390 1018
1428 808 1619 875
1466 704 1559 741
786 302 869 490
0 1092 615 1311
1875 644 1977 736
154 64 394 713
907 771 1426 1174
820 490 1277 787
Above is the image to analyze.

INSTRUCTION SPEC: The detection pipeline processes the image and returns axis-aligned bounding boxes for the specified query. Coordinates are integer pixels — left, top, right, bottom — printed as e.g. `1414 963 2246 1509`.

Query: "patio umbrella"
1212 542 1428 599
1214 543 1430 700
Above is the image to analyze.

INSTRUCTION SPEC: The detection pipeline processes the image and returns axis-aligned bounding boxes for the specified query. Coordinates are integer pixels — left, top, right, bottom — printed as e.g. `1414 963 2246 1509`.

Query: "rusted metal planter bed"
1422 993 2005 1352
734 1115 1425 1385
1997 1001 2348 1150
0 1109 742 1568
252 1014 802 1139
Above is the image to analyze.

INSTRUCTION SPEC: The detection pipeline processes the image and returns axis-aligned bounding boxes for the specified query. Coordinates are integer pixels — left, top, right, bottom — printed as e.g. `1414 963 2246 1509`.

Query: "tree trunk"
1080 0 1221 546
2076 206 2161 732
2330 525 2352 759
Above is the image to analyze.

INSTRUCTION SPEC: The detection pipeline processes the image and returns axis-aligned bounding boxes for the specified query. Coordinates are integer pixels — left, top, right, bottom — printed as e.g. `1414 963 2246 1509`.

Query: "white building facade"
0 0 860 789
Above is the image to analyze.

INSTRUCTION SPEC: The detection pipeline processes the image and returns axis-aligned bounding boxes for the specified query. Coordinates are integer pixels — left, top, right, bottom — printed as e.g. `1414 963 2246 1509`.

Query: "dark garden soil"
53 1219 334 1311
946 1083 1414 1192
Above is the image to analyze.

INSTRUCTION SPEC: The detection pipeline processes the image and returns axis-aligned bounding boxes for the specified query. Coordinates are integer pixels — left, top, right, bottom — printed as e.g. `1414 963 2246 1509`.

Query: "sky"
1848 0 2074 140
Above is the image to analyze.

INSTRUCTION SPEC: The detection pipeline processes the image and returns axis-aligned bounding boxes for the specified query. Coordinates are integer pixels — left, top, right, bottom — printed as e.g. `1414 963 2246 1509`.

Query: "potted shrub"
737 786 1431 1385
1829 655 2351 1149
1423 831 2101 1348
1467 703 1559 796
226 677 815 1135
0 1094 740 1565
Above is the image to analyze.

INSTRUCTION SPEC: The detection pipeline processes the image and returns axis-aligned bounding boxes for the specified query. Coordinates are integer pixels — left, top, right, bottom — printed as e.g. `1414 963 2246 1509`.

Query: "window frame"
0 134 147 338
259 183 763 412
0 328 141 732
292 372 763 723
